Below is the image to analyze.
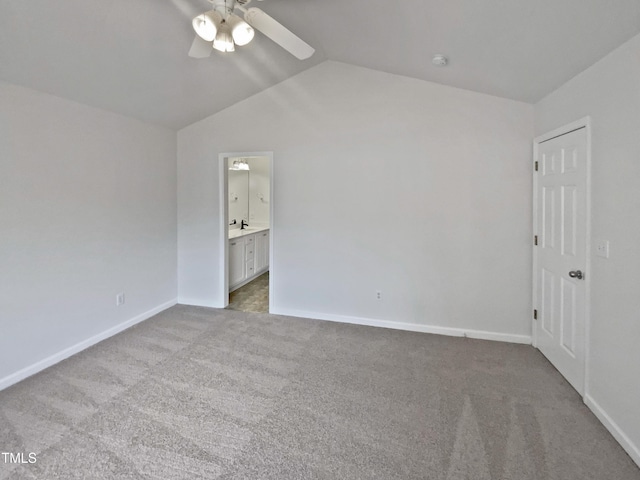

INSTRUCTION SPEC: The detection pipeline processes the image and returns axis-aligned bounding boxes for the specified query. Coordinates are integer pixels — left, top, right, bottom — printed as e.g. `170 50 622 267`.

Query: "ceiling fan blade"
188 35 212 58
243 7 314 60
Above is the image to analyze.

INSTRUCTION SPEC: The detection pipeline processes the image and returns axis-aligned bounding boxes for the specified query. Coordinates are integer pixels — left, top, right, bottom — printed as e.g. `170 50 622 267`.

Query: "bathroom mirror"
228 167 249 226
227 156 270 229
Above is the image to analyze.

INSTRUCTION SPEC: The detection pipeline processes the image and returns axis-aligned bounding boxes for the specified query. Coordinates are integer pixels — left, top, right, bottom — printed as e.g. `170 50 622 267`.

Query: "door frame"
218 151 274 310
532 116 592 395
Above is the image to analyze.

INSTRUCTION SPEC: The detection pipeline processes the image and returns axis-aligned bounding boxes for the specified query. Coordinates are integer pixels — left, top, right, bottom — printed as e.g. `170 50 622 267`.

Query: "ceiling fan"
188 0 315 60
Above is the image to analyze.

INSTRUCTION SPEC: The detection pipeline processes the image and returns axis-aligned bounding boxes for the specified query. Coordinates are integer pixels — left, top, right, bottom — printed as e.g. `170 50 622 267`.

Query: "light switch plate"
595 240 609 259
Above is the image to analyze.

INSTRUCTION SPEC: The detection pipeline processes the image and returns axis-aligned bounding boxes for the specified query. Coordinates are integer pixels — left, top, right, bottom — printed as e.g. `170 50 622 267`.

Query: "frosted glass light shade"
213 23 235 52
192 13 217 42
232 20 254 46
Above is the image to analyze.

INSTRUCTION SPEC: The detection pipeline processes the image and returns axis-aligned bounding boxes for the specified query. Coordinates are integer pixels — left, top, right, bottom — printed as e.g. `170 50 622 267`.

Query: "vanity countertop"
229 226 269 240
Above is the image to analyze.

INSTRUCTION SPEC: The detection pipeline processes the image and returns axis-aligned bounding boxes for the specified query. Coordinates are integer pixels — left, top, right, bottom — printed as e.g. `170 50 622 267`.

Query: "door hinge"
534 235 538 246
535 161 539 172
533 309 538 320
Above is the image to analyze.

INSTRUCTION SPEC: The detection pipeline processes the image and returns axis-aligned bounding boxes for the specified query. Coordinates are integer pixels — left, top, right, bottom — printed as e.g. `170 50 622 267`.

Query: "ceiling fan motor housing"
208 0 235 18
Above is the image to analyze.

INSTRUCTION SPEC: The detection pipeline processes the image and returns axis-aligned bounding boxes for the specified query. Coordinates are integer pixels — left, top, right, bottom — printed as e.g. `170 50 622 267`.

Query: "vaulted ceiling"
1 0 639 129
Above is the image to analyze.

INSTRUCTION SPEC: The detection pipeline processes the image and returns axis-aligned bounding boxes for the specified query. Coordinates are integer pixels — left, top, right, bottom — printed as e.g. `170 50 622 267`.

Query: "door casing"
218 151 274 309
532 117 592 396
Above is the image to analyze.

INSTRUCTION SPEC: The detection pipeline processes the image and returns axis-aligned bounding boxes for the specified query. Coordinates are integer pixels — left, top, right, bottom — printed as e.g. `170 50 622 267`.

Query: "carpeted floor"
0 305 638 479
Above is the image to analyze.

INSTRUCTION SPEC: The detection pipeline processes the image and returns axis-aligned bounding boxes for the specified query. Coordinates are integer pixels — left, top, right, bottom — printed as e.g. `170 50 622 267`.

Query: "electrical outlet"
376 291 382 300
595 240 610 259
116 293 125 306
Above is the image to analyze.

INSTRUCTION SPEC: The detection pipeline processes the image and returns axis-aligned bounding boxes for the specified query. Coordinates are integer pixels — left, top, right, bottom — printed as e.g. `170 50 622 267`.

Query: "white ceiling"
1 0 639 129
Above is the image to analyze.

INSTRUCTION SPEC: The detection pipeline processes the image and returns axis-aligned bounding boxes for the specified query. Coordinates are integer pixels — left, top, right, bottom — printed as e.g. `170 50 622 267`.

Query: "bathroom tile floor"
227 271 269 313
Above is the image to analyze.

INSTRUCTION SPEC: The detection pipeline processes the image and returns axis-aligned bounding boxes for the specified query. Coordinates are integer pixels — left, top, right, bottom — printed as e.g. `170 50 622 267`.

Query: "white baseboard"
584 395 640 468
0 299 178 392
271 307 532 345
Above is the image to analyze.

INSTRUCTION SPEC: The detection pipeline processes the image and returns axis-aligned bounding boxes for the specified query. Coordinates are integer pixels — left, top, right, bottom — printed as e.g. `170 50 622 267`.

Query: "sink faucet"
241 219 249 230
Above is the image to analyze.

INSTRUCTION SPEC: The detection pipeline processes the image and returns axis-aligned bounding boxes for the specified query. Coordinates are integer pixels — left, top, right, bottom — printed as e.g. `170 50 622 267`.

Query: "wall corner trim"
271 308 532 345
0 299 178 392
584 395 640 468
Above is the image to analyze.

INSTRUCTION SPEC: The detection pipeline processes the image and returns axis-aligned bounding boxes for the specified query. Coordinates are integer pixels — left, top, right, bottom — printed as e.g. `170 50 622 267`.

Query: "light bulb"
213 22 235 52
192 13 217 42
232 20 254 46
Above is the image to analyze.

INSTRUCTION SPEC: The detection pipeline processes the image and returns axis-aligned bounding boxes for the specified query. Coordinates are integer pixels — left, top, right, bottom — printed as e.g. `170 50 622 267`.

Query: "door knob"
569 270 584 280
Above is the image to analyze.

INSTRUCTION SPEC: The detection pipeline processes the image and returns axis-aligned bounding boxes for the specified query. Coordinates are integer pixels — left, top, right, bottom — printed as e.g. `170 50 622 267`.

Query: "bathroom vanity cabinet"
229 228 269 291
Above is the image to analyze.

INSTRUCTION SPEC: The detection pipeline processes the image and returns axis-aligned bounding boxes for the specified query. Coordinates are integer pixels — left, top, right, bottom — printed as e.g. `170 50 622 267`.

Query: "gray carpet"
0 305 638 479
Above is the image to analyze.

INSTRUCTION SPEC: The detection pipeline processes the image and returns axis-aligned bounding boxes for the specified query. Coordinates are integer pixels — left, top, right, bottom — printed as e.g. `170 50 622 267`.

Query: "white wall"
178 61 534 341
248 157 270 226
535 33 640 465
0 82 177 386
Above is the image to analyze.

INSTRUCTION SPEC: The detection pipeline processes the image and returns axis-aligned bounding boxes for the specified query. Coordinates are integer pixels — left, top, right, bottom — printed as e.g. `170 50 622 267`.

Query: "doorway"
532 118 591 395
219 152 273 313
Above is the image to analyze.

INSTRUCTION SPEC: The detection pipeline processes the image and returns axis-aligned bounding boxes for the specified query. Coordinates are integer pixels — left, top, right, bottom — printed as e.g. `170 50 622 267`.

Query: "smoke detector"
432 54 448 67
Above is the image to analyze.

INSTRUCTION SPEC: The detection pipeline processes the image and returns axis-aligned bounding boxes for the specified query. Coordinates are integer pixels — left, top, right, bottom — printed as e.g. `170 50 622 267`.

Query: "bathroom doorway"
219 152 273 313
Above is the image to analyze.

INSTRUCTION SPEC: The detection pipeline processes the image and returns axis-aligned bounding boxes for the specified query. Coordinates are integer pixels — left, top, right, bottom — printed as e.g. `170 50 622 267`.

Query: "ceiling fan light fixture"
213 22 235 52
192 12 217 42
231 20 254 46
188 3 314 60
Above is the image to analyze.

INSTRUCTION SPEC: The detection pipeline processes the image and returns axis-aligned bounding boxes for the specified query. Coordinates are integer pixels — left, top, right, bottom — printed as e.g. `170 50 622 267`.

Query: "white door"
534 126 588 394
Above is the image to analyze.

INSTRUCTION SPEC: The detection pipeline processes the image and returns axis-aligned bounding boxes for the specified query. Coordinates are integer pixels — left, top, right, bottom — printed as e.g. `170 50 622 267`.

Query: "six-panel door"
535 127 588 394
